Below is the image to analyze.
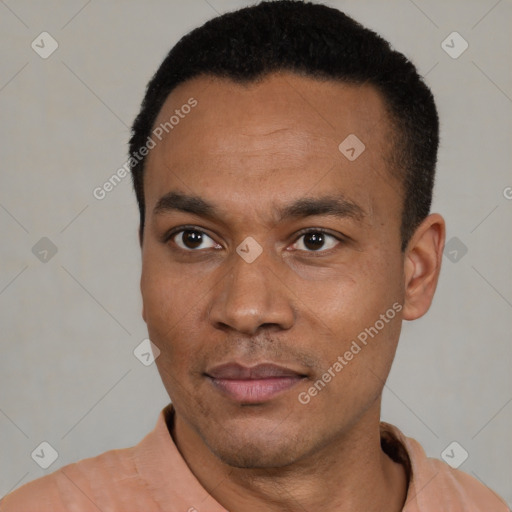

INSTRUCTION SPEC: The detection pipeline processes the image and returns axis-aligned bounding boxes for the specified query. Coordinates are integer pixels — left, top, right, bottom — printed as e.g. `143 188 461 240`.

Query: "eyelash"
164 225 346 254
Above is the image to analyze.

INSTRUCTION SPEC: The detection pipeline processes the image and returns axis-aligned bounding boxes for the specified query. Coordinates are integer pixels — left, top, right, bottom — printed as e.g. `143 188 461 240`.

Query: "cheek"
295 253 403 385
141 252 208 362
142 240 198 317
298 254 402 329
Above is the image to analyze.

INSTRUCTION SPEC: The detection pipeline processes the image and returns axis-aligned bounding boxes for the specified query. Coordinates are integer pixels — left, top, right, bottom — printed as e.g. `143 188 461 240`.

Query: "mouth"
205 362 307 404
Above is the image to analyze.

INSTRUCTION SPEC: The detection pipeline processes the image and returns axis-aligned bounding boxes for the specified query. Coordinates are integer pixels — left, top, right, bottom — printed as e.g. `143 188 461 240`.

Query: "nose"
208 248 295 336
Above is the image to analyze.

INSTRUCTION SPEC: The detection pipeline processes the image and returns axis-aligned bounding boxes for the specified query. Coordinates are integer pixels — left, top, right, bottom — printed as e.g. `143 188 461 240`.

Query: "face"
140 72 408 469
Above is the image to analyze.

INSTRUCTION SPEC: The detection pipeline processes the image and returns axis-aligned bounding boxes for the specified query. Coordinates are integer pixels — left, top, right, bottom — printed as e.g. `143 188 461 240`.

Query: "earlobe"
140 277 147 324
402 213 445 321
139 227 147 324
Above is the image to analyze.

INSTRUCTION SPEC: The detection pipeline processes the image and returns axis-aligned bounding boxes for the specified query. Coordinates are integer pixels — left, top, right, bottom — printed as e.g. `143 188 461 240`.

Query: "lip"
205 363 306 403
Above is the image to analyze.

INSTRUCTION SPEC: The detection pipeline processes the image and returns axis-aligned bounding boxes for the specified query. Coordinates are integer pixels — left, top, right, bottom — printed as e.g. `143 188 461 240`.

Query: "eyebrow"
153 191 365 223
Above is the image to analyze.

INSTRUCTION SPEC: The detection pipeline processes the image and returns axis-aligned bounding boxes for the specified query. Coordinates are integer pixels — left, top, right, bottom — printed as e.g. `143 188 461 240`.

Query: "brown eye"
291 230 340 252
303 232 325 251
173 229 218 251
182 230 203 249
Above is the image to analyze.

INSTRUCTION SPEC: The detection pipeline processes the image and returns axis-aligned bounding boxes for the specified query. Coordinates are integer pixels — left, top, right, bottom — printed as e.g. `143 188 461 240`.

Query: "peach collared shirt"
1 405 508 511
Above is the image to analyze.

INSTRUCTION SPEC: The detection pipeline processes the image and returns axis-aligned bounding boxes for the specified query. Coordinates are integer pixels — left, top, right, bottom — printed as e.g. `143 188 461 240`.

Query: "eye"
290 230 341 252
172 229 220 251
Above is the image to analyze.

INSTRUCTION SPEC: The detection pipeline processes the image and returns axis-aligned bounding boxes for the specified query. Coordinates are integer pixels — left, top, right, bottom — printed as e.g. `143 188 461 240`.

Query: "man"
1 1 508 510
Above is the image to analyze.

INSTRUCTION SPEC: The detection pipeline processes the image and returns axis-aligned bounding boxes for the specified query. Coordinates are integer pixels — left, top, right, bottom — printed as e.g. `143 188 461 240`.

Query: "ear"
138 226 147 323
402 213 445 321
140 274 146 324
141 301 147 323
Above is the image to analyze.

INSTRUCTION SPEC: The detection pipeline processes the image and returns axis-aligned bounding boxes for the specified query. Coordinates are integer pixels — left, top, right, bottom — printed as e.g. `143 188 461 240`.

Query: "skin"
140 72 445 512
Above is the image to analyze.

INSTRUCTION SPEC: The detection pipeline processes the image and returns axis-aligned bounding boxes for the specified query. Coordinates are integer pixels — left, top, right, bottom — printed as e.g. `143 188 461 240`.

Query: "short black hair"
130 0 439 250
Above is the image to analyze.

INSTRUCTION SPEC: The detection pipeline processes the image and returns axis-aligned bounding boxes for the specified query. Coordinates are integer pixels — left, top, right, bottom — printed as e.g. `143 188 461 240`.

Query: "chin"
210 440 301 469
202 422 307 469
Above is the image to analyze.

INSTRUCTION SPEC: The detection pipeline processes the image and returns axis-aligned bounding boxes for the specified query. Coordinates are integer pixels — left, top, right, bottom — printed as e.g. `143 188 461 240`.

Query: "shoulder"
1 406 198 512
381 423 509 511
0 446 159 512
407 454 509 511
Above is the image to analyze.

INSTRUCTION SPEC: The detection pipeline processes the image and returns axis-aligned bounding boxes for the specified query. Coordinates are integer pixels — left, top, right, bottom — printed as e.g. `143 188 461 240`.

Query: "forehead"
143 72 400 225
152 72 391 153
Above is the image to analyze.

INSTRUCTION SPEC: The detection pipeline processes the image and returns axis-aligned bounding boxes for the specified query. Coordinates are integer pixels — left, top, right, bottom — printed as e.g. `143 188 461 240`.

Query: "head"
131 1 445 469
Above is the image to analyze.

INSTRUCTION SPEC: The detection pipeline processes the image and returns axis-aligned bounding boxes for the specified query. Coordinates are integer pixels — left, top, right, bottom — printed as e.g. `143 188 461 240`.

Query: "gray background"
1 0 511 505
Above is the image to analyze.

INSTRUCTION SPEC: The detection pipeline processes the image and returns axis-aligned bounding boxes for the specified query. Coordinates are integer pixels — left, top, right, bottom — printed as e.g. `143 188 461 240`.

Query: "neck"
170 403 407 512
